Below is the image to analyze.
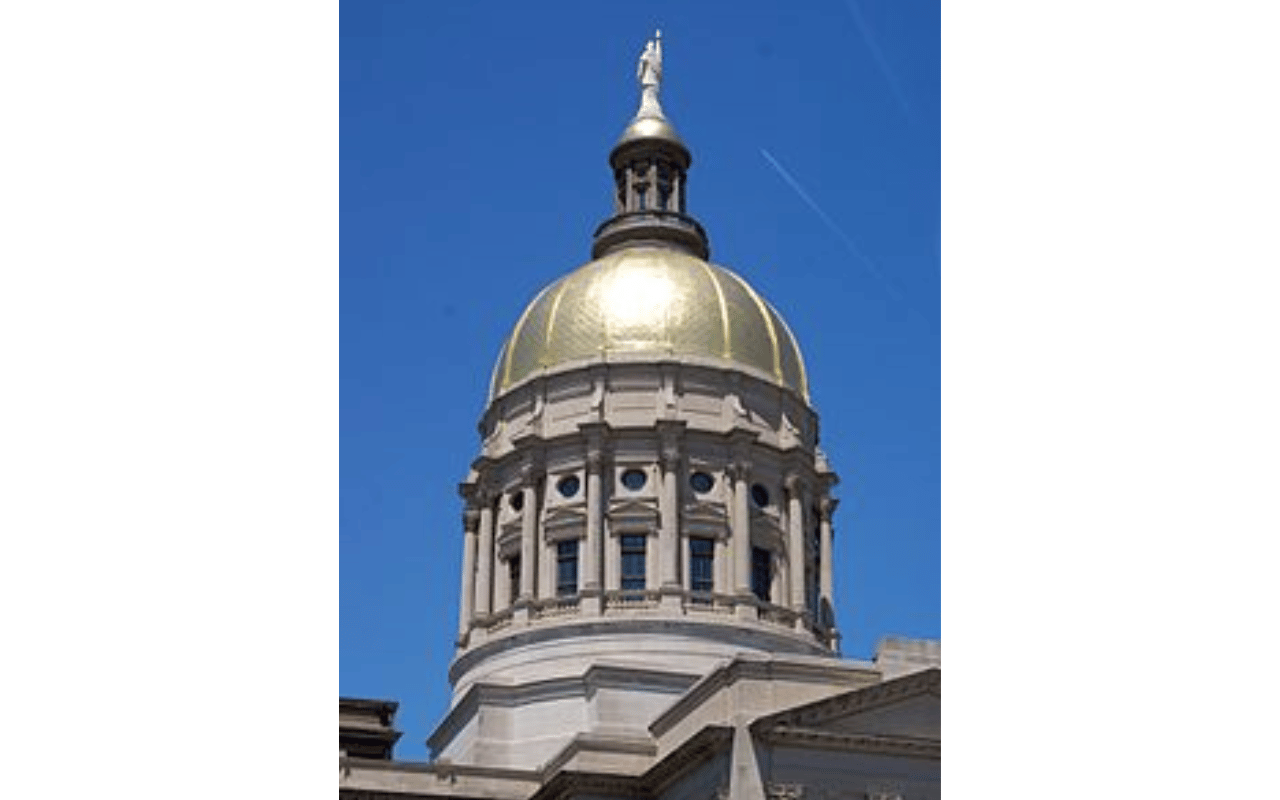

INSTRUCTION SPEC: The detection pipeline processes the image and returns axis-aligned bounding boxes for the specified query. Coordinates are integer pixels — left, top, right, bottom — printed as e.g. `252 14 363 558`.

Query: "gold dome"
616 115 686 150
490 247 808 401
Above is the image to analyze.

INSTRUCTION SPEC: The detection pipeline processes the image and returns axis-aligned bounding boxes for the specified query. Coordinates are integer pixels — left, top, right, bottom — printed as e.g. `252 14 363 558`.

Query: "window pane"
690 537 714 593
621 534 646 591
557 540 578 596
751 547 771 602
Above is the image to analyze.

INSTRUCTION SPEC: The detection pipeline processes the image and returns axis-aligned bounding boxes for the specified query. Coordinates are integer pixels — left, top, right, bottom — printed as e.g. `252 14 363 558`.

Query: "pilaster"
819 496 838 627
473 490 495 619
457 506 480 645
580 423 610 616
515 455 541 623
785 473 808 631
657 420 684 610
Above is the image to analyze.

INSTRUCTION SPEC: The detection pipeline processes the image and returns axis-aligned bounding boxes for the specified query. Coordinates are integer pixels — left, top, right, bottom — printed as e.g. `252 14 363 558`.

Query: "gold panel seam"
501 282 554 392
543 276 573 362
770 303 810 401
728 269 782 383
694 259 732 358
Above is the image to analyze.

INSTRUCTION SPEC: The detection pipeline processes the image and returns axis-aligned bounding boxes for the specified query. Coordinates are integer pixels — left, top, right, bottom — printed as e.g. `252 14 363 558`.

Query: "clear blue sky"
341 0 939 759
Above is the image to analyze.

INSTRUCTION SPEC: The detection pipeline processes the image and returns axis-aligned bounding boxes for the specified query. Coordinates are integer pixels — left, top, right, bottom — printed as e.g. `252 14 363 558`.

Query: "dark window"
509 555 521 600
557 475 580 498
689 471 714 494
751 547 772 602
690 538 715 594
509 491 524 512
621 534 646 591
751 484 770 508
621 468 647 491
807 568 819 618
557 540 578 597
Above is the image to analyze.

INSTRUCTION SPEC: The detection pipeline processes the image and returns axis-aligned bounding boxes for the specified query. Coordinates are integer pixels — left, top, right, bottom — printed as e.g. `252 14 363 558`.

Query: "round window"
751 484 770 508
557 475 580 498
509 491 524 512
689 471 714 493
620 468 647 491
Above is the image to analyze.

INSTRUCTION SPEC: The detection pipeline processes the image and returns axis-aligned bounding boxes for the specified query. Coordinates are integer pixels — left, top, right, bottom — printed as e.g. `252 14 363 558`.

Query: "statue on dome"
636 30 664 118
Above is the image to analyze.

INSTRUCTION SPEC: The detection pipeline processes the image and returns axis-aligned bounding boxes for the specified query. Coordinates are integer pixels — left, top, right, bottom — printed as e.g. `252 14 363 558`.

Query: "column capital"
728 461 752 481
519 458 542 482
457 480 479 503
818 496 840 521
579 422 612 471
475 481 498 504
783 472 809 496
463 508 482 532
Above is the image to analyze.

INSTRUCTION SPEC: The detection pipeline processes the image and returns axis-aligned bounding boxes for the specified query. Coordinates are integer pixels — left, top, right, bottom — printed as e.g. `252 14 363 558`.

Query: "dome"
490 246 809 401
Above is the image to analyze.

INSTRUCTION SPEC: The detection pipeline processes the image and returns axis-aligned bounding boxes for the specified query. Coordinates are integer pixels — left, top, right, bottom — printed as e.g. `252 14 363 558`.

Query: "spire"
591 31 710 261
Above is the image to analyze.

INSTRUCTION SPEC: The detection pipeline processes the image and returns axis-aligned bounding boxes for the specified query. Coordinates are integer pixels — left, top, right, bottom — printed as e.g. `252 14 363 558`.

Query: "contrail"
759 147 910 311
843 0 912 121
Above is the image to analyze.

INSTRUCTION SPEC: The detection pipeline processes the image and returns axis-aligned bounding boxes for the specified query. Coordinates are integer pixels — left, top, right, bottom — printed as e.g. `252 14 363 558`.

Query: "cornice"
538 731 658 779
485 354 815 416
752 667 940 736
757 728 940 760
473 420 836 488
430 663 700 754
649 654 877 737
449 617 835 690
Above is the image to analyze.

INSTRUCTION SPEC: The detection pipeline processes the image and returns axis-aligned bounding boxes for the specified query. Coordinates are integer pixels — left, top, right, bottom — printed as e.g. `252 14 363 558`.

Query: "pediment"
682 500 728 538
683 500 727 522
754 668 940 745
607 498 659 531
544 505 587 537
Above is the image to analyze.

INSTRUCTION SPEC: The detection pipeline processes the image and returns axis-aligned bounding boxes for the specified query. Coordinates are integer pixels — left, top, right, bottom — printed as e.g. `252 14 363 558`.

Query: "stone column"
581 429 607 615
518 478 538 613
457 507 480 643
604 513 620 594
715 533 730 595
820 497 837 615
585 456 602 589
677 530 689 591
473 494 494 619
658 425 683 608
730 461 753 618
494 550 511 611
786 474 808 630
540 528 556 602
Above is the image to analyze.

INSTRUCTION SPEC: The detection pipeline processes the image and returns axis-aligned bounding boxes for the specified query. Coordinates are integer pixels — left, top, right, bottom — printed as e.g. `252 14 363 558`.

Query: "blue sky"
341 0 939 759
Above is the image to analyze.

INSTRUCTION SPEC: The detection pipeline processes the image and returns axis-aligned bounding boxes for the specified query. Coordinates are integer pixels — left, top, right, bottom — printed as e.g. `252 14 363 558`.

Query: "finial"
635 29 665 120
